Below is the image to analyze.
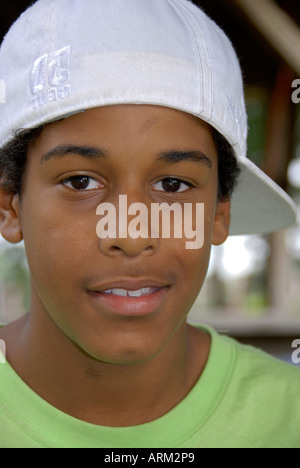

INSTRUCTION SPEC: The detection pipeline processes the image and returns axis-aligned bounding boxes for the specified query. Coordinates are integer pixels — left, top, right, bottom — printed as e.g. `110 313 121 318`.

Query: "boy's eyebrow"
40 145 213 169
41 145 107 163
157 150 213 169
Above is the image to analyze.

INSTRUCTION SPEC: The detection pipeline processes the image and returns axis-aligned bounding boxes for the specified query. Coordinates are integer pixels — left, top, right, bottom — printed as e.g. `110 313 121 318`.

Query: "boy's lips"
86 279 171 317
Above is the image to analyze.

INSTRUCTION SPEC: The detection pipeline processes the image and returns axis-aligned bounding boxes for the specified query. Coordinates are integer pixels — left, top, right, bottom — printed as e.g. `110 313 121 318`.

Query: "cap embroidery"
225 92 245 129
30 46 71 109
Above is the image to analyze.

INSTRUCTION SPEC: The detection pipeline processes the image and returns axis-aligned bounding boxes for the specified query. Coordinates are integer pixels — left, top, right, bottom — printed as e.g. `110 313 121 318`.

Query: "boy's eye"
61 176 101 191
153 178 192 193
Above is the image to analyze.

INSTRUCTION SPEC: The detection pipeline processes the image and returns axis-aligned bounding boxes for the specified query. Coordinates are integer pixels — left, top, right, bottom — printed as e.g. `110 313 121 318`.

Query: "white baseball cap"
0 0 297 235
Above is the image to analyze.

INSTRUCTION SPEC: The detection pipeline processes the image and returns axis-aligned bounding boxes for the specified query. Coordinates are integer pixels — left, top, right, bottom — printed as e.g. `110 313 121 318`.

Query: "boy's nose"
99 235 159 258
97 193 160 258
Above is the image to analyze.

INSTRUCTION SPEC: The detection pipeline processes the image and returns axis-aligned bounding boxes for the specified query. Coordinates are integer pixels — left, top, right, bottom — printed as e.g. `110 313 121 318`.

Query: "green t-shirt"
0 324 299 448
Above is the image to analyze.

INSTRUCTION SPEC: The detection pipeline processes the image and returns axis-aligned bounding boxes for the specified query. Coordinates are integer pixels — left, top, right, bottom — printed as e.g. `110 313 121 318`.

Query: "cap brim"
229 157 298 235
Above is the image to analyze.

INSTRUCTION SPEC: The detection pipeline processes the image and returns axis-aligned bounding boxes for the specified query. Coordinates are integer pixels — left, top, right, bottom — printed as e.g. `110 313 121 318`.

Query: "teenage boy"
0 0 299 449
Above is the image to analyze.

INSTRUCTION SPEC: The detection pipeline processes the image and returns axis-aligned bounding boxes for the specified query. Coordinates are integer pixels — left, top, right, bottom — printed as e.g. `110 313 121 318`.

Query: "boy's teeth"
128 288 152 297
102 287 154 297
112 288 128 297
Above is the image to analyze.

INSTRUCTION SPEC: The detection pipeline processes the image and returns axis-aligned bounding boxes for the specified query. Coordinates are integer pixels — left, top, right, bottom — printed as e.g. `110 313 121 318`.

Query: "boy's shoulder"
196 325 300 412
207 324 299 372
190 328 300 447
233 335 300 378
220 331 300 412
206 325 300 403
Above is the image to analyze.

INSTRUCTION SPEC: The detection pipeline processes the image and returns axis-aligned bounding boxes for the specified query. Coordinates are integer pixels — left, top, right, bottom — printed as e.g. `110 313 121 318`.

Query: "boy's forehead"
33 105 217 160
28 105 217 173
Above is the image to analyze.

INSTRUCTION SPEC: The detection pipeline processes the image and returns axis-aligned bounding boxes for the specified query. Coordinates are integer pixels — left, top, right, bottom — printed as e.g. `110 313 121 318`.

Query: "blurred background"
0 0 300 366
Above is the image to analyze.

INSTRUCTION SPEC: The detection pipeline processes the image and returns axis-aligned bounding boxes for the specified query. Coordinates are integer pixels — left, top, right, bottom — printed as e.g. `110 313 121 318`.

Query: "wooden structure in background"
233 0 300 76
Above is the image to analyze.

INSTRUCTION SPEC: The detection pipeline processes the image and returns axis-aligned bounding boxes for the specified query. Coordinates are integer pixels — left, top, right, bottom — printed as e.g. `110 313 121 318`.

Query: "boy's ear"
0 188 23 244
212 199 231 246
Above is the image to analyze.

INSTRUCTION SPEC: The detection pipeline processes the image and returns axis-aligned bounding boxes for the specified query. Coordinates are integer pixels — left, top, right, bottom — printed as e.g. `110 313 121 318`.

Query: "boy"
0 0 299 449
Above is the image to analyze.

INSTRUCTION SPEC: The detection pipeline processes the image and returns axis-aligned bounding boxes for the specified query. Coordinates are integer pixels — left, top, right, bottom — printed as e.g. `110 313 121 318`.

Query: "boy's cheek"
165 236 211 292
21 207 96 276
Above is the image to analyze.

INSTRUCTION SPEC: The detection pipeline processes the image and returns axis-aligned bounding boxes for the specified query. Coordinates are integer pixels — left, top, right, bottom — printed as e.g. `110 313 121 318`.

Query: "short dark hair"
0 126 44 195
0 124 240 201
212 127 241 201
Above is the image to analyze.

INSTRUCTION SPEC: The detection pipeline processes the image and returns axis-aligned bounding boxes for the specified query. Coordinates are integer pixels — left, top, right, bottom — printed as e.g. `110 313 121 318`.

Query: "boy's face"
4 105 230 364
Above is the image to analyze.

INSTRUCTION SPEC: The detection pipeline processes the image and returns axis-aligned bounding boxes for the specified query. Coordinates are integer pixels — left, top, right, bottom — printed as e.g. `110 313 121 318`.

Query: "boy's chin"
75 331 175 366
80 346 163 366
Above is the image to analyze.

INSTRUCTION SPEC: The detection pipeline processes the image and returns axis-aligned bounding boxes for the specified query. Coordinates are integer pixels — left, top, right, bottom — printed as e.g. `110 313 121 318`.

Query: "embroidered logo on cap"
30 46 71 109
0 79 6 104
225 92 245 129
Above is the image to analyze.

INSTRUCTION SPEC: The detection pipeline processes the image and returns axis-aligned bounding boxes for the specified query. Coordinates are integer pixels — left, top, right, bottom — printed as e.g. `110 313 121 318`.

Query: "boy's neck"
1 312 210 427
